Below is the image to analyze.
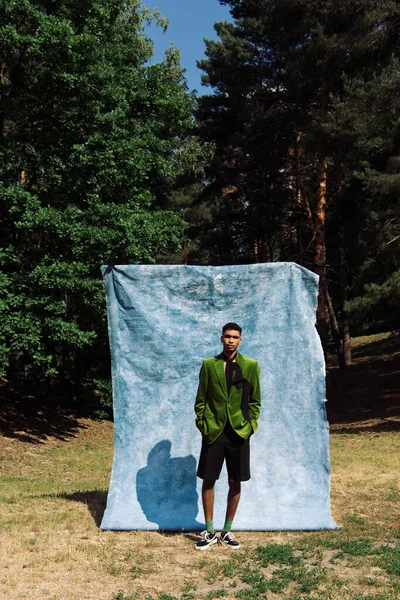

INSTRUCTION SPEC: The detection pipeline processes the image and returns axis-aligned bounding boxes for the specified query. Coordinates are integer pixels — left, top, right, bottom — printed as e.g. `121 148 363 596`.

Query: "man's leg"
223 477 241 530
202 479 216 533
195 433 224 550
219 477 242 548
219 426 250 549
197 432 225 535
195 479 218 550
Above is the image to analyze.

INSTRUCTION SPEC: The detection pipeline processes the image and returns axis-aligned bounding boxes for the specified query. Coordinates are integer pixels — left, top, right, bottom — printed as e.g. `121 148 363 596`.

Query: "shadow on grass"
60 490 108 527
0 384 87 444
152 531 200 538
351 333 400 360
327 334 400 434
59 491 201 533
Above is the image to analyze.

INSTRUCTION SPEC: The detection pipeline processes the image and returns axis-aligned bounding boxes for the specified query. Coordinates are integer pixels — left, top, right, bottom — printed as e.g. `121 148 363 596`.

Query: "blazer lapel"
235 352 245 372
214 353 228 397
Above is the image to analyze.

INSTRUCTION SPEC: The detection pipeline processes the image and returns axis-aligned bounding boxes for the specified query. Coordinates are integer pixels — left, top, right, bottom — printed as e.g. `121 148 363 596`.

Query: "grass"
253 542 302 567
0 333 399 599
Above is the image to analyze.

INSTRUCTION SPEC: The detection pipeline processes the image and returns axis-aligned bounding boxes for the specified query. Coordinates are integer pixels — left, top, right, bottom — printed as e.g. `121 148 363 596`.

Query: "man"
194 322 261 550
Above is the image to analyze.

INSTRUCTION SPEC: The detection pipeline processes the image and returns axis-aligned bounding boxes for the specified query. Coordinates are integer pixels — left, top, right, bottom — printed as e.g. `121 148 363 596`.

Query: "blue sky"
143 0 232 94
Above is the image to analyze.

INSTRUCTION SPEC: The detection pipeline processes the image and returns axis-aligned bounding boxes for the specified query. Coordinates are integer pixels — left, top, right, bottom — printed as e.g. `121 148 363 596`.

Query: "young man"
194 323 261 550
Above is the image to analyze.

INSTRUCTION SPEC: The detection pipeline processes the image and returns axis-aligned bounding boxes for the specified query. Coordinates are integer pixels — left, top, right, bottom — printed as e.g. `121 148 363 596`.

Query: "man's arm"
194 362 208 433
248 361 261 433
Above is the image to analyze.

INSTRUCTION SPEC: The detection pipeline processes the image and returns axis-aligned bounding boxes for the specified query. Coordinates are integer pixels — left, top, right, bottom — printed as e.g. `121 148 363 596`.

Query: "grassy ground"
0 333 399 600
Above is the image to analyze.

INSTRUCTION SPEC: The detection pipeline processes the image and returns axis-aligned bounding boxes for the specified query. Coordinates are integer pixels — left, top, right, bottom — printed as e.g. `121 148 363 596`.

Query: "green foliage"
205 589 227 600
80 375 113 419
111 592 138 600
180 581 197 593
129 564 155 577
325 537 376 557
220 555 243 578
346 270 400 334
294 566 327 594
0 0 205 400
373 544 400 577
239 561 326 596
253 542 302 567
239 544 326 596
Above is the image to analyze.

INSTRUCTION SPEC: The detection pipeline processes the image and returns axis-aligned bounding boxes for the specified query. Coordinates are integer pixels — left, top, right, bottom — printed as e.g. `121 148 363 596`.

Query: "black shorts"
197 421 251 482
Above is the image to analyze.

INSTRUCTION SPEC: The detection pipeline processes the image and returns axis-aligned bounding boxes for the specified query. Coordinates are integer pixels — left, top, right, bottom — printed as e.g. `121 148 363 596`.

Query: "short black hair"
222 322 242 335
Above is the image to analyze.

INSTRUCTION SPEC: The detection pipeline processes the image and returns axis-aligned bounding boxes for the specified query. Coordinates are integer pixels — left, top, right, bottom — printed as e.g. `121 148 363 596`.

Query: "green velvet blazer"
194 351 261 444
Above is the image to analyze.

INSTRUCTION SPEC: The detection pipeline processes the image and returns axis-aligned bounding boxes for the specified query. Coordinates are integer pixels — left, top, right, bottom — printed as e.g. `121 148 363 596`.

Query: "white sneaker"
195 530 218 550
219 531 240 549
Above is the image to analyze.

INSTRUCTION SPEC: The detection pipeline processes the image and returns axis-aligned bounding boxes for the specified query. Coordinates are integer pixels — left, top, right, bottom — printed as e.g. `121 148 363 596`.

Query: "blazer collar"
235 351 245 370
214 352 245 397
215 351 245 364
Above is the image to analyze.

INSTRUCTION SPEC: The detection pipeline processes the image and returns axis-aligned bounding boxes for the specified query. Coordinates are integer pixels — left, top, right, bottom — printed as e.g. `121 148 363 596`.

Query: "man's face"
221 329 241 355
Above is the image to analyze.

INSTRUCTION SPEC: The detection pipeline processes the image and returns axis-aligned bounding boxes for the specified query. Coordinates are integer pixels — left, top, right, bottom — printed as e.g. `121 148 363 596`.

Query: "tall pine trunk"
325 281 346 368
293 131 305 264
339 229 352 365
314 78 330 350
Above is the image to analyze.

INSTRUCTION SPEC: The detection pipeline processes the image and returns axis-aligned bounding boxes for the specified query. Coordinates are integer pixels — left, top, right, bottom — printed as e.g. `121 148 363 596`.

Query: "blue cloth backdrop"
100 263 338 531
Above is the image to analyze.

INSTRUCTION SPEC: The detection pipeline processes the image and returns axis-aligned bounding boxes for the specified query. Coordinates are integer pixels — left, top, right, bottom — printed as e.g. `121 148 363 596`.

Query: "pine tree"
193 0 400 357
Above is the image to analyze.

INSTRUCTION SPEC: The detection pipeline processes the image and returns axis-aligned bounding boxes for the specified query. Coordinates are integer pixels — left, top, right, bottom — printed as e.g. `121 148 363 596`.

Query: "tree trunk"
294 131 304 264
342 316 351 365
314 78 330 346
0 62 6 140
324 280 346 368
339 229 352 365
254 235 270 262
315 153 328 338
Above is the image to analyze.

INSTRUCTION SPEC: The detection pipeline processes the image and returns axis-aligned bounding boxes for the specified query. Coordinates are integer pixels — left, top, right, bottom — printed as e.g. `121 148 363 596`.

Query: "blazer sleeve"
194 362 208 433
249 361 261 433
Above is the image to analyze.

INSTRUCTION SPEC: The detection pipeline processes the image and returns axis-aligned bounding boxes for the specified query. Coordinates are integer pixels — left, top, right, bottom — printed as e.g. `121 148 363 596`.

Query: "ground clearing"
0 333 399 600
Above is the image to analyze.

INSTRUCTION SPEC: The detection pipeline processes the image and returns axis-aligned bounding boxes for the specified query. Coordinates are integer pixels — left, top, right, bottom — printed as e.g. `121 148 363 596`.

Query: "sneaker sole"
195 537 218 551
219 539 241 550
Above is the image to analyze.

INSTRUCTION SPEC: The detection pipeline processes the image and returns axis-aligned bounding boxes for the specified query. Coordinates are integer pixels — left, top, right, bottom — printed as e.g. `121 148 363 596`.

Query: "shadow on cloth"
136 440 203 530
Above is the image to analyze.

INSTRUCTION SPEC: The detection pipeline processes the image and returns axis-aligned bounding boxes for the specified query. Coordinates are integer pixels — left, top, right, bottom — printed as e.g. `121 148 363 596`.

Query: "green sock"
222 519 233 534
206 520 215 534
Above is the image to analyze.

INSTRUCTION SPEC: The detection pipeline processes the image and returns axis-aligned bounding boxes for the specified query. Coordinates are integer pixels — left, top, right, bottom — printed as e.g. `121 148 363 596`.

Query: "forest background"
1 0 399 417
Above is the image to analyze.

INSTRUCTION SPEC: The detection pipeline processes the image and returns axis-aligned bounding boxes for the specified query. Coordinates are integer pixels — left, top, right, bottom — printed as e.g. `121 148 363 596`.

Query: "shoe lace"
224 531 235 541
201 530 213 539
